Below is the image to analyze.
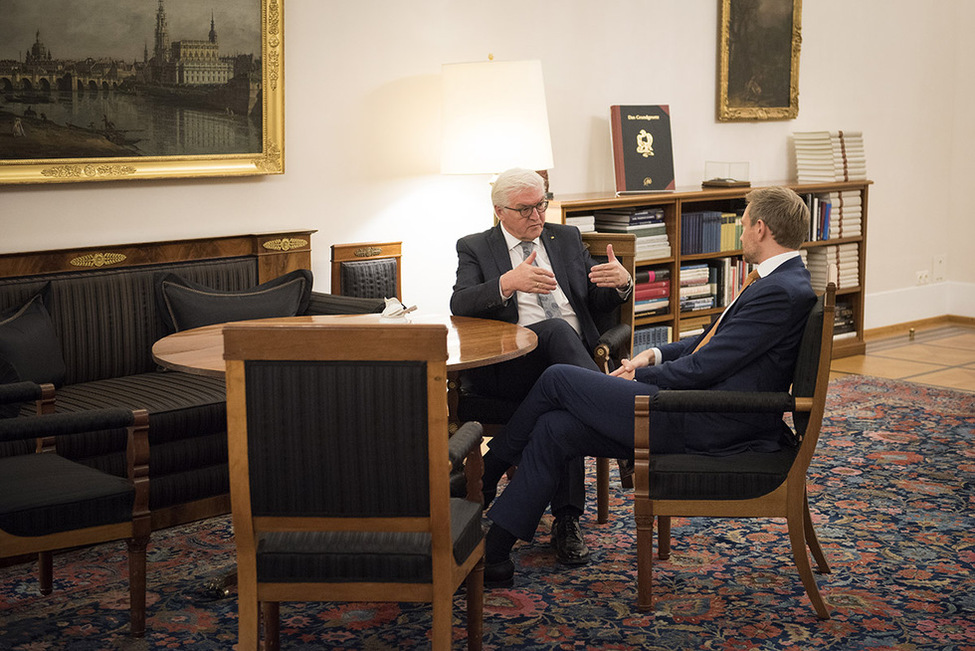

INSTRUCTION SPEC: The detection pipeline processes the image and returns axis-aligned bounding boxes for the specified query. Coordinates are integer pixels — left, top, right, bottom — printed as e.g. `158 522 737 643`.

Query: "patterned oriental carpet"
1 376 973 650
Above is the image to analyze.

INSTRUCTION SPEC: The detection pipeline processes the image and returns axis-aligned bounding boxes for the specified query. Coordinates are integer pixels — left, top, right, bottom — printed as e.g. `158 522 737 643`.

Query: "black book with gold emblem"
610 104 676 194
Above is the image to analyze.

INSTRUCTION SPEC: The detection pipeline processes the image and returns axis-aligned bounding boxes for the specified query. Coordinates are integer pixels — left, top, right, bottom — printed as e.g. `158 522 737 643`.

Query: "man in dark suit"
480 185 818 587
450 167 632 567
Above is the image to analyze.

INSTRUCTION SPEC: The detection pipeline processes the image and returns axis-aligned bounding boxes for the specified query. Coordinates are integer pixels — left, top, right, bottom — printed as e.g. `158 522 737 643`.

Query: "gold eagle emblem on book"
636 129 655 158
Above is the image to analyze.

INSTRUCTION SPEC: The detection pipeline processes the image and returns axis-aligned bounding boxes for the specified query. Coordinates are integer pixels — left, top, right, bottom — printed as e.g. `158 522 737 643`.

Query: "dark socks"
485 524 518 564
552 506 583 521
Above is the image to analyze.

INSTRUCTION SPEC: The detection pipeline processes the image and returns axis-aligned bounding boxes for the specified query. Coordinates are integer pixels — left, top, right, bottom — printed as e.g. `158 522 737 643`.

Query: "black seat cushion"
256 498 483 583
649 448 798 501
0 283 66 389
0 452 133 537
157 269 313 332
50 371 229 510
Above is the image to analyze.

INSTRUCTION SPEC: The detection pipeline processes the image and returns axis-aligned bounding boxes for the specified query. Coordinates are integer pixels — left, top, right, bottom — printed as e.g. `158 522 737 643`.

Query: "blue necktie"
519 241 563 321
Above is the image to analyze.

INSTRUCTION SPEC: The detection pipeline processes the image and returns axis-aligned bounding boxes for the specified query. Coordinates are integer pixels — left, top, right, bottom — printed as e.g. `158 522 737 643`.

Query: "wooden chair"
0 381 150 636
224 321 485 650
632 280 836 619
330 241 402 300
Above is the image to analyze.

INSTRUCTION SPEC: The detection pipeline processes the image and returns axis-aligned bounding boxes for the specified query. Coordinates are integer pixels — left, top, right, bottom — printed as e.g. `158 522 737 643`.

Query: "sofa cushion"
0 283 67 388
157 269 313 332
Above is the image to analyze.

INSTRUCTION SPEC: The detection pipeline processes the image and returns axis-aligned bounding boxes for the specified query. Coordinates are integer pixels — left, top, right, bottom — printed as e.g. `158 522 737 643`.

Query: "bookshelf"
551 180 871 358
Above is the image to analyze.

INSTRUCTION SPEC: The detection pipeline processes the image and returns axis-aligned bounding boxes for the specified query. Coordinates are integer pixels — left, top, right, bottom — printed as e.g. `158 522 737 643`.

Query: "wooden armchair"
0 381 150 636
632 281 836 618
224 321 484 650
330 241 403 300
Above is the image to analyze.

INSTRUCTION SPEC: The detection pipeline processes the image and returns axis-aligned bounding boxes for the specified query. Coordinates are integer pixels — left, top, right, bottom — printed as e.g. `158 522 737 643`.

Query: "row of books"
593 207 672 262
802 243 859 290
834 301 857 341
802 191 863 241
634 266 670 317
632 324 672 355
680 210 743 255
564 214 595 233
793 130 867 183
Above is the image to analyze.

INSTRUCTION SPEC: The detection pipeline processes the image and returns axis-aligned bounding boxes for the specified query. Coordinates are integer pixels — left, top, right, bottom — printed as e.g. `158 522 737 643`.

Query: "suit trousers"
487 363 686 541
470 319 600 515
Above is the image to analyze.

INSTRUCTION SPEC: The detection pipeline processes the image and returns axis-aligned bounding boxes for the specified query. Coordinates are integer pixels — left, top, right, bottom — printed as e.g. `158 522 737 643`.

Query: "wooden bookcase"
550 180 871 358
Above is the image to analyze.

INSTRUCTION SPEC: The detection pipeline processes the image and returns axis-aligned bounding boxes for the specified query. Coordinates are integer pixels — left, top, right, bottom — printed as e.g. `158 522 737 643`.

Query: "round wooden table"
152 313 537 377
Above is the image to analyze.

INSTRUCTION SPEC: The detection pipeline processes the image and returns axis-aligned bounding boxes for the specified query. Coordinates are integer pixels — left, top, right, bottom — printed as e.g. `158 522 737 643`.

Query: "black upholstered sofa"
0 232 383 530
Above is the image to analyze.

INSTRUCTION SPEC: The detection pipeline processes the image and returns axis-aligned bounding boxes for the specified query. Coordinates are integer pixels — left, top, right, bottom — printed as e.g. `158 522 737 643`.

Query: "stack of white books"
793 131 836 183
822 190 862 238
793 130 867 183
565 214 595 233
831 131 867 181
805 244 860 291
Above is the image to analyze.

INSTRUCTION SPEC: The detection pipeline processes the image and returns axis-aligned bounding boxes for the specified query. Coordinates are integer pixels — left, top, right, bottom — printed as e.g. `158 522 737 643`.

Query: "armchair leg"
466 558 484 651
126 536 149 637
657 516 672 560
803 493 831 574
788 505 830 619
38 551 53 595
262 602 280 651
596 457 609 524
636 517 654 611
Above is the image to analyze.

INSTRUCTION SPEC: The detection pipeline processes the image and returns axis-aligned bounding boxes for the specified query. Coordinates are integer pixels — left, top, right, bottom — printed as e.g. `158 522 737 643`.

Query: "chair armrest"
595 323 631 357
448 421 483 467
594 323 631 373
0 407 140 443
303 291 385 315
0 381 49 405
651 390 797 414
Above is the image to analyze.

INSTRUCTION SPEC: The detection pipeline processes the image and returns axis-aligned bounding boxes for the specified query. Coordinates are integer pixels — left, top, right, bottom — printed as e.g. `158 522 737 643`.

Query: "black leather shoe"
551 515 591 566
617 457 634 489
483 558 514 588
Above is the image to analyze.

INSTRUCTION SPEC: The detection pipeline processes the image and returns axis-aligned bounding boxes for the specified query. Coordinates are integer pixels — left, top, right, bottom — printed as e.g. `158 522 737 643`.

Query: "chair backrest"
330 241 402 300
224 322 449 535
789 281 836 473
581 231 636 354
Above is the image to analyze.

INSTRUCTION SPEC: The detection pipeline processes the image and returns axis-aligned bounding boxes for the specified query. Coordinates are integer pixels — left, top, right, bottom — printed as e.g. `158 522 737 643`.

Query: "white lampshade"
441 59 555 175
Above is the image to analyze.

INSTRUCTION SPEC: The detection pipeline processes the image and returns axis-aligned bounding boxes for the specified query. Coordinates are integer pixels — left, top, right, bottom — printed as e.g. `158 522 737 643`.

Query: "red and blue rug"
1 375 973 649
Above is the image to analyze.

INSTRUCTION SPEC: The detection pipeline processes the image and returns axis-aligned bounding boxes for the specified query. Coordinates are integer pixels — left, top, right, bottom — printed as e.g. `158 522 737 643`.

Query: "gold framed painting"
718 0 801 121
0 0 283 184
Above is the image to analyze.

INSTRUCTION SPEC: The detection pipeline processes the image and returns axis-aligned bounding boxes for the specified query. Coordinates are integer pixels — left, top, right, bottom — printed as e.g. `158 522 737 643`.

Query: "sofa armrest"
303 291 385 315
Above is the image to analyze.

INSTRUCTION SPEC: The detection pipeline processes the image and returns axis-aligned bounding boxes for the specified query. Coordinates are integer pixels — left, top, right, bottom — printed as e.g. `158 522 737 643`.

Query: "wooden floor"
830 325 975 393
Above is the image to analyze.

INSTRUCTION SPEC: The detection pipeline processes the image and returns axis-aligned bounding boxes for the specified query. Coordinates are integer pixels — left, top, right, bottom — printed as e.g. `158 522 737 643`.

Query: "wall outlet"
933 254 946 282
916 270 930 285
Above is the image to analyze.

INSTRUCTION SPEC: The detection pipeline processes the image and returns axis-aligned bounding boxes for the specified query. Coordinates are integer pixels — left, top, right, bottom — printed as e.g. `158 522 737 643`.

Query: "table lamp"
441 57 555 194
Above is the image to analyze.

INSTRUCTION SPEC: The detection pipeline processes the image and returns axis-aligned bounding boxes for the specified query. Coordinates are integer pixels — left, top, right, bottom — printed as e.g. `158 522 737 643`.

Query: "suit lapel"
488 224 514 275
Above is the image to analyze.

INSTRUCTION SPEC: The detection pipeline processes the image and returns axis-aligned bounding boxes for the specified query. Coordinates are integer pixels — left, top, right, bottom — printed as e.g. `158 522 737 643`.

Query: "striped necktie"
519 241 563 321
692 268 760 353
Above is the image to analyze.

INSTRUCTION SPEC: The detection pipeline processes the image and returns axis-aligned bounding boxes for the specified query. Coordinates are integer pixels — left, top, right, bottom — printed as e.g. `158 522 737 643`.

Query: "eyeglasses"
503 200 549 218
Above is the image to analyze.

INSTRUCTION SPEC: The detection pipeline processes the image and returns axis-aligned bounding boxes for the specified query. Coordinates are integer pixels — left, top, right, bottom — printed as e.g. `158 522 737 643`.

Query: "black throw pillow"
0 282 67 389
156 269 314 332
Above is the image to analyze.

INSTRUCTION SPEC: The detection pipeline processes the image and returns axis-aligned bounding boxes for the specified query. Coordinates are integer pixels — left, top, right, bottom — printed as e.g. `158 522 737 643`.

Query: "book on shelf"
610 104 676 193
633 324 672 355
565 214 595 233
634 297 670 316
635 267 670 283
634 285 670 300
679 296 715 312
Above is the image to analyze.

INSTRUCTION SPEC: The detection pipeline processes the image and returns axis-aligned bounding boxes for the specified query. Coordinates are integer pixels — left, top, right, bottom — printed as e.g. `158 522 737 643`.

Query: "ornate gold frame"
718 0 801 121
0 0 283 185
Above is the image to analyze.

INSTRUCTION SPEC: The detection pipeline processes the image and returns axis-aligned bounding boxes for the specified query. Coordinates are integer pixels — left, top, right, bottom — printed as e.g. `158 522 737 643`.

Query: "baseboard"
864 314 975 342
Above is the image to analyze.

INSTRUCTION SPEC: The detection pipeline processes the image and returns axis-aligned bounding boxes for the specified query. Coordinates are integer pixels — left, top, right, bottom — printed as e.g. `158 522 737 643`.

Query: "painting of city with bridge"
0 0 264 161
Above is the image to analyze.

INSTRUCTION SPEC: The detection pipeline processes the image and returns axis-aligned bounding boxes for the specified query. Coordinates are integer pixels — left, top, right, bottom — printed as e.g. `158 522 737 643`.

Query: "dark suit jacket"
450 222 628 350
636 256 816 454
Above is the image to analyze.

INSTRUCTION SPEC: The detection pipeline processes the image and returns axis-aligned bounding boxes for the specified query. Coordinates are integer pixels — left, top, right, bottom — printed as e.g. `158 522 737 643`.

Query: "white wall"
1 0 972 329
